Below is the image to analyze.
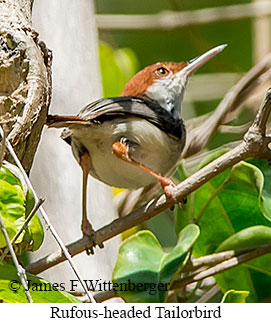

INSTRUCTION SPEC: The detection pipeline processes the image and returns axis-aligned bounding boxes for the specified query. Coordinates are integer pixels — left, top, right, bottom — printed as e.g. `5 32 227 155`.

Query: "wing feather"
47 96 184 142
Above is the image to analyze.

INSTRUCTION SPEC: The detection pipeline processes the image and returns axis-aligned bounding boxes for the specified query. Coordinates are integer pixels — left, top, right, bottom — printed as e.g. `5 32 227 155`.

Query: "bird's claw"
177 197 187 209
160 178 177 200
81 219 104 255
161 178 187 209
163 183 176 199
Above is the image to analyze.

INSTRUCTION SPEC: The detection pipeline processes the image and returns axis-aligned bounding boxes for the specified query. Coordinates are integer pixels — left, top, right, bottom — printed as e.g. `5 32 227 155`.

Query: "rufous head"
121 44 227 118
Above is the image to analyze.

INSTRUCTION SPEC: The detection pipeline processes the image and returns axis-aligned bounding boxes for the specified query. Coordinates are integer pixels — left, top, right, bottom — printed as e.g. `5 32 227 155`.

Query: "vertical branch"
0 0 52 173
0 124 7 168
250 87 271 133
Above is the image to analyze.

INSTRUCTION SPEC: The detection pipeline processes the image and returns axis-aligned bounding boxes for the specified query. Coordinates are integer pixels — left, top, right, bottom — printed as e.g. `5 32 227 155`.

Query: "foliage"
0 162 44 254
221 289 249 303
99 41 139 97
112 156 271 303
113 224 199 302
174 157 271 302
0 262 79 303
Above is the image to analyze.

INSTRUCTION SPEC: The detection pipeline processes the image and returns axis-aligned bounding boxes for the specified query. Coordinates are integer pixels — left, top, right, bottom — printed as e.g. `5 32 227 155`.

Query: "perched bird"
47 45 226 251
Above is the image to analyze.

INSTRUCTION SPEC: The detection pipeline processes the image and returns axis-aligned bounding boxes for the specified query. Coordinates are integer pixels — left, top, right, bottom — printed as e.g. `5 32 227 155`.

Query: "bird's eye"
155 67 170 77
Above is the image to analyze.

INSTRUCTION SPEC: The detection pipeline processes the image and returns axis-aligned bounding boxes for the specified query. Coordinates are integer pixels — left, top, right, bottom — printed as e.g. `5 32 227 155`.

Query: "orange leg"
79 151 103 254
112 141 177 199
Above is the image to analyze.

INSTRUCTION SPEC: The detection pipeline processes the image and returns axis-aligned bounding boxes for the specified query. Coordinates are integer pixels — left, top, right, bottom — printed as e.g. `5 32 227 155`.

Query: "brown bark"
0 0 51 173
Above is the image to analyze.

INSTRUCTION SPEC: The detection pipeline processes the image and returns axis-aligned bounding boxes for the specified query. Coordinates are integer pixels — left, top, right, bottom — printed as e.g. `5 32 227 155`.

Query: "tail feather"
46 114 89 128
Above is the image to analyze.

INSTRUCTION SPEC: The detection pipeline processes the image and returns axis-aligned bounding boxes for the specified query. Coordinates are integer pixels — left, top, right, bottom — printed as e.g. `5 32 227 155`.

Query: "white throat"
145 75 187 119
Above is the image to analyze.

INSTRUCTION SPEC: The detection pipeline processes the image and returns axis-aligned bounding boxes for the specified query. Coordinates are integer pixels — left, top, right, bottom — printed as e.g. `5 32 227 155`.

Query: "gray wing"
52 96 185 144
78 96 184 140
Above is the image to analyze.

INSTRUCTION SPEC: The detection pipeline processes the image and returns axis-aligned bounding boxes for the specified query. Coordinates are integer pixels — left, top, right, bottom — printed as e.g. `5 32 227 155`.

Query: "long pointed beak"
179 44 227 77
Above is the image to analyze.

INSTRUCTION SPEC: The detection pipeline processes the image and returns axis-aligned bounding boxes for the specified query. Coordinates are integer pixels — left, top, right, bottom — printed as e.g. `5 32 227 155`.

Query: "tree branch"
26 87 271 275
183 52 271 157
96 2 271 31
172 245 271 289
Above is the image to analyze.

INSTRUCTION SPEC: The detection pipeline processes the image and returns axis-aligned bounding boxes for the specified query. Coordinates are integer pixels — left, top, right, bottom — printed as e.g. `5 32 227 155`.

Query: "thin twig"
172 245 271 289
96 2 271 30
218 122 250 134
183 140 242 172
196 285 220 303
183 248 255 272
13 198 45 244
194 178 229 224
0 126 96 303
25 87 271 275
0 124 7 168
0 198 45 263
94 289 117 303
0 211 33 303
251 87 271 133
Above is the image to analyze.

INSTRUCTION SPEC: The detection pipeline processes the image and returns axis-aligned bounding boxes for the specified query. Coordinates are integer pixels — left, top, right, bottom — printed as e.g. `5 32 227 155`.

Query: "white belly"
70 118 185 189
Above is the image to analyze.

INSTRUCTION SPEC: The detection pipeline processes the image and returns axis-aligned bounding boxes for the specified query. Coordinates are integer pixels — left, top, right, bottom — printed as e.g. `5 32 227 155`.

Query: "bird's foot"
160 177 177 199
160 177 186 209
81 218 104 255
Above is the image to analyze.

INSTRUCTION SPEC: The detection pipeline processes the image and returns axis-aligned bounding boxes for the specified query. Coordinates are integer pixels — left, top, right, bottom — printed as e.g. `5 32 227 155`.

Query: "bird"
47 44 226 253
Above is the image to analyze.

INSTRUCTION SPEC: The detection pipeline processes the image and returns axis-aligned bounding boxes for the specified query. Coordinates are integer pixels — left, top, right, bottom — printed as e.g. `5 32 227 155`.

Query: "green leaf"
230 161 263 195
0 262 80 303
24 189 44 251
160 224 200 285
221 289 249 303
0 164 44 253
25 215 44 251
113 224 199 302
216 266 258 302
0 164 24 189
114 48 139 83
216 225 271 252
0 179 25 247
175 149 232 249
248 159 271 222
176 160 270 256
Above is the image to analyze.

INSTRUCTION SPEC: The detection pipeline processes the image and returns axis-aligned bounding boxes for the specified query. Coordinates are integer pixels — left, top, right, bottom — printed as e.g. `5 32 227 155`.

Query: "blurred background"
95 0 270 107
